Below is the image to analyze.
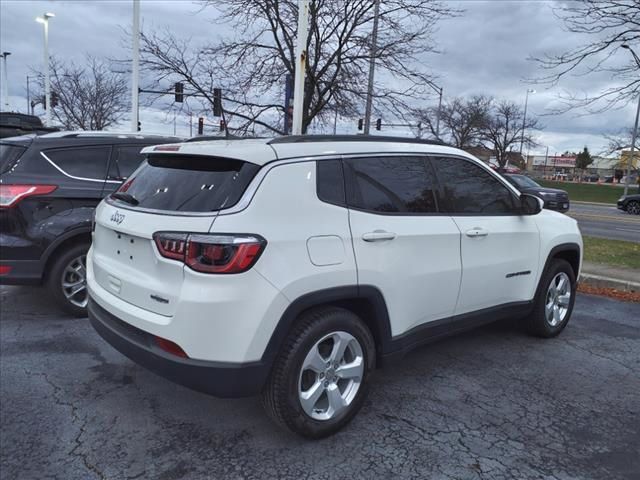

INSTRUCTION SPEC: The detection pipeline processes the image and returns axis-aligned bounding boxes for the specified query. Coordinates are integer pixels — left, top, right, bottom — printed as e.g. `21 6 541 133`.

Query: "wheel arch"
534 242 581 301
260 285 393 369
42 228 92 280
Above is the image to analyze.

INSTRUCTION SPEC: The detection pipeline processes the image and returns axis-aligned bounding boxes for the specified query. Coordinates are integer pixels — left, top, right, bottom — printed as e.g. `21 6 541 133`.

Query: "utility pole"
363 0 381 135
435 86 443 139
519 88 535 155
622 44 640 197
1 52 10 110
292 0 309 135
131 0 140 133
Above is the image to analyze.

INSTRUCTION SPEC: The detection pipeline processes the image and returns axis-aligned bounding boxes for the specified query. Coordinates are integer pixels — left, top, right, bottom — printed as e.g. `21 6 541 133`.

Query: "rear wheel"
526 258 576 337
261 307 375 439
46 242 89 317
626 200 640 215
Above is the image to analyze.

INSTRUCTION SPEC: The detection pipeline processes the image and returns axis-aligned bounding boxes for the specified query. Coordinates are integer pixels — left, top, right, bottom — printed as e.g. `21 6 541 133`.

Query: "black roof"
267 134 446 146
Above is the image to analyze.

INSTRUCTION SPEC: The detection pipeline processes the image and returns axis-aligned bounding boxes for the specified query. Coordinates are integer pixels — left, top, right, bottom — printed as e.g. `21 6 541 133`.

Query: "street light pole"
621 44 640 197
292 0 309 135
36 13 54 126
131 0 140 133
363 0 381 135
1 52 11 110
519 88 535 156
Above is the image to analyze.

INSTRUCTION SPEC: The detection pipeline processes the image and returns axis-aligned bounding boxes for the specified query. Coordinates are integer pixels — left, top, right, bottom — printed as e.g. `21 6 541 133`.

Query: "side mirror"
520 193 543 215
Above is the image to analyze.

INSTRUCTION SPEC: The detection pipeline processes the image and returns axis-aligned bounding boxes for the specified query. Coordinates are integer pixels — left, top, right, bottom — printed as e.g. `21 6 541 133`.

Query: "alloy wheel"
298 331 364 421
628 201 640 215
61 254 88 308
545 272 571 327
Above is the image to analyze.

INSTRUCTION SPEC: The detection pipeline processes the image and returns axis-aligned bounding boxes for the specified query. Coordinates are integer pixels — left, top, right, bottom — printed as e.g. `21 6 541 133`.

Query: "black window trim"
41 146 117 184
315 159 347 207
340 153 443 217
429 154 523 217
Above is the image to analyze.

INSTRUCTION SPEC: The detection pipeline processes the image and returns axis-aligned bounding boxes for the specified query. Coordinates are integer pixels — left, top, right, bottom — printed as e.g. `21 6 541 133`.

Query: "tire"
261 307 375 439
626 201 640 215
525 258 576 338
46 242 90 317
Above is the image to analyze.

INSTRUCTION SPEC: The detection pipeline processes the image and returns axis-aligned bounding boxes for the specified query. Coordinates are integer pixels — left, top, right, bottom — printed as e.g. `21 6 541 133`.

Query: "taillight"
0 265 12 275
153 232 266 274
0 184 57 208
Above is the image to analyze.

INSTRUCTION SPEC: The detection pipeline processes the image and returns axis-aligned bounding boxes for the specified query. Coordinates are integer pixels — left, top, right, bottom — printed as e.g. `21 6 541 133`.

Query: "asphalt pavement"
567 202 640 243
1 285 639 480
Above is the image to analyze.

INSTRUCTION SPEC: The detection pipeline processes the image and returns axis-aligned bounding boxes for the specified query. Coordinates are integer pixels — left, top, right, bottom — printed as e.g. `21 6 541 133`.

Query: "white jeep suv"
87 135 582 438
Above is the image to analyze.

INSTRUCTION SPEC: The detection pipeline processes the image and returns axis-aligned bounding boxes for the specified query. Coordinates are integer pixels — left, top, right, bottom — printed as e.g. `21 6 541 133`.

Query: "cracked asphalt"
1 285 639 480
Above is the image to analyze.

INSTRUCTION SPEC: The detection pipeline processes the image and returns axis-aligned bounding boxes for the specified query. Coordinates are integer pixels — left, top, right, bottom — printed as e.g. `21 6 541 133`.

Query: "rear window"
0 144 27 174
117 154 260 212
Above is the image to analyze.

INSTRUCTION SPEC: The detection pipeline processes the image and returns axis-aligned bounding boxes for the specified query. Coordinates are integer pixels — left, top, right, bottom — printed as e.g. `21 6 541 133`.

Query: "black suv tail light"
0 184 57 208
153 232 266 274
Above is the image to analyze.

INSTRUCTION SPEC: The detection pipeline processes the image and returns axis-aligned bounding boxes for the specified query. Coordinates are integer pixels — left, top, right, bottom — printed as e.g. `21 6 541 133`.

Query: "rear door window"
118 154 260 212
45 146 112 181
343 156 438 214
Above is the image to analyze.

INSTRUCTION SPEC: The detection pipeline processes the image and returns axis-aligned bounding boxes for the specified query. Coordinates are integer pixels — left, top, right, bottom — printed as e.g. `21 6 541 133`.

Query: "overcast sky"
0 0 636 155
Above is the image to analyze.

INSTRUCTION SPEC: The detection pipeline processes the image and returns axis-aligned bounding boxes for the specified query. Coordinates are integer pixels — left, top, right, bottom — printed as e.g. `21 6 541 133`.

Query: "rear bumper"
0 259 43 285
88 297 270 398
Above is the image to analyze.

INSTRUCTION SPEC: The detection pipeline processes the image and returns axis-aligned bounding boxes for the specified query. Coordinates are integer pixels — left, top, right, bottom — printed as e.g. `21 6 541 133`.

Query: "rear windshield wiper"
111 192 139 206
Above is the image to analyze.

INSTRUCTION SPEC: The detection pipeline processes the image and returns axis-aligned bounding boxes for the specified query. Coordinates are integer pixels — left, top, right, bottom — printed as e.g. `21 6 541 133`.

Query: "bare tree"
139 0 458 135
481 100 541 171
33 56 129 130
415 95 491 146
531 0 640 113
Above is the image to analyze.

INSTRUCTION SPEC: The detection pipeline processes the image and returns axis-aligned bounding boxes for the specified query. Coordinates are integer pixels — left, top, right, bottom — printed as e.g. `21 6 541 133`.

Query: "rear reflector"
0 185 57 208
0 265 12 275
154 336 188 358
153 232 266 274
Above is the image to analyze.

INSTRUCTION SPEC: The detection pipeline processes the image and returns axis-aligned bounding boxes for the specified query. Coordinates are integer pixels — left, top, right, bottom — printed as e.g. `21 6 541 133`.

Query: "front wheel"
46 242 90 317
261 307 375 439
525 258 576 338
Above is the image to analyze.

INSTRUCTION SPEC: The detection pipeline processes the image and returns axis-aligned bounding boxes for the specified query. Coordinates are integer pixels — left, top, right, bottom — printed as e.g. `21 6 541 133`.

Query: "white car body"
87 136 582 399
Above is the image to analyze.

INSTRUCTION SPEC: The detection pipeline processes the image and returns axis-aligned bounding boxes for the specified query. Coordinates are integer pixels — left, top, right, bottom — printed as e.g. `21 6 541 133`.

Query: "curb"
579 273 640 293
572 200 617 207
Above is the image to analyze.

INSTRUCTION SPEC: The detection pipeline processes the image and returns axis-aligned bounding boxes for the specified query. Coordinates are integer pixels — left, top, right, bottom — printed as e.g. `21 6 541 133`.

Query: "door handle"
465 227 489 238
362 230 397 242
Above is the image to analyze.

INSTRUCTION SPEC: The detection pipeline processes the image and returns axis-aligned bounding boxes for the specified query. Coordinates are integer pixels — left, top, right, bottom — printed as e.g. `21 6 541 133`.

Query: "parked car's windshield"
0 143 27 174
506 174 540 189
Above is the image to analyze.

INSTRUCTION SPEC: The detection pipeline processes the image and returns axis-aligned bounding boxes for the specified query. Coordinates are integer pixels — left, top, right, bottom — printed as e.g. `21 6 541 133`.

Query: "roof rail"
267 134 447 146
185 135 266 142
40 131 182 139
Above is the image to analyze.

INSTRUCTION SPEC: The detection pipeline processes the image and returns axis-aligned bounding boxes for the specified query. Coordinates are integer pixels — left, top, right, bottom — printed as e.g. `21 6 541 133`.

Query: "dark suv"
0 131 180 315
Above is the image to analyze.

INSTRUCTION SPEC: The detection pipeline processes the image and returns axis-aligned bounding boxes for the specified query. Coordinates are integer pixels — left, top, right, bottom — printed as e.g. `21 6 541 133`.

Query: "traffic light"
174 82 184 103
219 119 226 132
375 118 382 131
213 88 222 117
357 118 363 131
137 121 141 132
198 117 204 135
51 91 59 108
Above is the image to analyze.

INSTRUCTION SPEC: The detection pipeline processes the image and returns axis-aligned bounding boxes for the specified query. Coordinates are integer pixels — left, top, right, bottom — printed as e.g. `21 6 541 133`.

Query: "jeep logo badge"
110 211 125 225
